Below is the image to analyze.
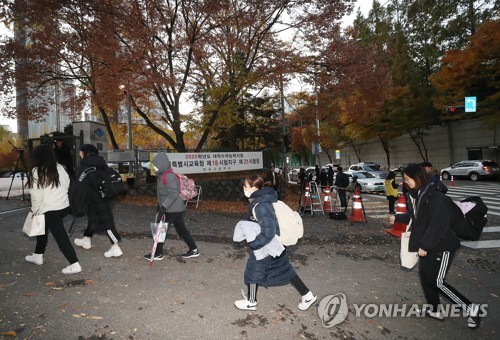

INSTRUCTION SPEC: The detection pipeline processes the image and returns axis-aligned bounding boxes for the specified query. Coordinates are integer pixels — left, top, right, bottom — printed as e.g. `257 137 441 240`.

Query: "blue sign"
465 97 476 113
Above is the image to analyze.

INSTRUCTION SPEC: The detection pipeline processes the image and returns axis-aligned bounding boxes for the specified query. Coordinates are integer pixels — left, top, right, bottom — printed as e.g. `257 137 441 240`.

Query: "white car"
347 171 385 193
346 162 387 179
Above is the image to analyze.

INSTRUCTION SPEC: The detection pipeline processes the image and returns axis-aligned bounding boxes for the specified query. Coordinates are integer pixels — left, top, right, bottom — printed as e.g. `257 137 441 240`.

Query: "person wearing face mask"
390 164 481 329
234 174 317 311
73 144 123 258
143 152 199 260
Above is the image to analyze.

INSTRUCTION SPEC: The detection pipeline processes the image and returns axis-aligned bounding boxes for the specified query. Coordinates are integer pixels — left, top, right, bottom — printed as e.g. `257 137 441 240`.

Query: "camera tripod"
6 141 29 201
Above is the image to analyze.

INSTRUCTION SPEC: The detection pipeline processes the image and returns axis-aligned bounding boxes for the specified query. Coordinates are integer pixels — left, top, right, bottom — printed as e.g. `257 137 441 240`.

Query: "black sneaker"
144 253 164 261
182 249 200 258
468 304 481 330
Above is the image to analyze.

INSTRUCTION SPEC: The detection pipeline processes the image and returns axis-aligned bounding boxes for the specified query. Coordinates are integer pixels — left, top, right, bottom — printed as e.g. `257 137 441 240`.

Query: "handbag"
22 212 45 237
400 223 418 270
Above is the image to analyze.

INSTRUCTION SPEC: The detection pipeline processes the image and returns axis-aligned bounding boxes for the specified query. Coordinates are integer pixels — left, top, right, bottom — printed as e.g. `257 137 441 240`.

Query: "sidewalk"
0 199 498 339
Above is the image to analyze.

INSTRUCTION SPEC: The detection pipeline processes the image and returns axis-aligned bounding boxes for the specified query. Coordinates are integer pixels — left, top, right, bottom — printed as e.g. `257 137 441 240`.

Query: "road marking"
483 226 500 233
461 240 500 249
0 207 30 215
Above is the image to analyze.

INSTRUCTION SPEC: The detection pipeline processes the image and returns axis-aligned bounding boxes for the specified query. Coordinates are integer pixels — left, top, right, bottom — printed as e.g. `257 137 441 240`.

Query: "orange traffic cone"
301 183 312 207
348 187 367 223
323 186 334 212
385 194 408 237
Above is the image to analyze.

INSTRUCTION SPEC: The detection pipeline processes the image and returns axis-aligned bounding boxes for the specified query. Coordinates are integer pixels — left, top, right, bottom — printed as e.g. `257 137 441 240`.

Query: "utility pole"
279 73 287 185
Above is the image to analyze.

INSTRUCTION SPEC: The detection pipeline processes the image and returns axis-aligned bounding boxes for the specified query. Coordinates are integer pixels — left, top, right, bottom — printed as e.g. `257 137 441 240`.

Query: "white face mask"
244 189 253 198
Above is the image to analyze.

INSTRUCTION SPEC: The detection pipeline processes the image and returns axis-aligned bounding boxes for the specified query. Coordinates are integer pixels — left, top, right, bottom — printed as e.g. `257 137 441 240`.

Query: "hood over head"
153 152 171 173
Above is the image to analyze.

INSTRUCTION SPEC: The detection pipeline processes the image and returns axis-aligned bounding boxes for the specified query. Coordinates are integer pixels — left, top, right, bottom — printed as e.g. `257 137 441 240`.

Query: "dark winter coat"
76 154 115 233
395 182 460 253
244 186 296 286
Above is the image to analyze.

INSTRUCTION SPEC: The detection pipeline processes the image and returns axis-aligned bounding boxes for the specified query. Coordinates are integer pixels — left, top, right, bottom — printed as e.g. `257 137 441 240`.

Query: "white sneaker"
298 291 317 311
234 290 257 311
74 237 91 249
25 253 43 265
104 245 123 258
62 262 82 274
235 298 257 311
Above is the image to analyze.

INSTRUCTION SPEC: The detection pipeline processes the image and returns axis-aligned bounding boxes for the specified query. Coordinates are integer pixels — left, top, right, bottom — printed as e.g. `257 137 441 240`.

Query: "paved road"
0 195 498 339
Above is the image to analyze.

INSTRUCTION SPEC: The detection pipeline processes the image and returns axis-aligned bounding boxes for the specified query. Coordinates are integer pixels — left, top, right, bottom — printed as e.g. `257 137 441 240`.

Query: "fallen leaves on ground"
122 185 302 214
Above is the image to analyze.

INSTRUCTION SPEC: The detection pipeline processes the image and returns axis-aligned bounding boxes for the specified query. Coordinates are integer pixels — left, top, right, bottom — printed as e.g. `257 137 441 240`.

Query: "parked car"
346 171 385 193
346 162 387 179
325 163 340 172
390 164 409 174
287 168 299 182
2 171 13 178
440 160 500 181
9 172 28 179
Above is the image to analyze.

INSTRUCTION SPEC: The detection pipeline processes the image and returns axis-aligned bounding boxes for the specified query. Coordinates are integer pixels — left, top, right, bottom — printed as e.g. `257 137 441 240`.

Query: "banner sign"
149 151 263 174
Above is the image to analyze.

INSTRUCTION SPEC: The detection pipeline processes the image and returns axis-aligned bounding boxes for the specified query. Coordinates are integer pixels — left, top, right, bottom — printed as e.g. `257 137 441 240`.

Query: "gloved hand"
157 205 167 215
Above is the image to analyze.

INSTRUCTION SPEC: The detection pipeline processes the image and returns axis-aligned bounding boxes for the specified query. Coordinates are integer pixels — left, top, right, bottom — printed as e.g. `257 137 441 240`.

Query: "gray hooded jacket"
153 152 185 213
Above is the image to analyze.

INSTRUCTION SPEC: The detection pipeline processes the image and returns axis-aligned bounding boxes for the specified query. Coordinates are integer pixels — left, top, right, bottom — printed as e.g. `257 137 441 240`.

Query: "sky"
0 0 373 134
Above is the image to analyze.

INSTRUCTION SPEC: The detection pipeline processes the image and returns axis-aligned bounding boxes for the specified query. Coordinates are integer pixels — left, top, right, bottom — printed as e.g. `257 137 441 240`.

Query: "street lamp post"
119 85 132 150
126 93 132 150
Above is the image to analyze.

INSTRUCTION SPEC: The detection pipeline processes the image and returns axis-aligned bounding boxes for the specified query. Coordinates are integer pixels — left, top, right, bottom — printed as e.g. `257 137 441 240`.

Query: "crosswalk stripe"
461 240 500 249
483 226 500 233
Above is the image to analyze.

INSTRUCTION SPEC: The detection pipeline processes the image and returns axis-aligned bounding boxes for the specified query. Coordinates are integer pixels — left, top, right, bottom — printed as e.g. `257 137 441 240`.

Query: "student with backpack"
391 164 482 329
143 152 199 260
73 144 123 258
233 174 316 311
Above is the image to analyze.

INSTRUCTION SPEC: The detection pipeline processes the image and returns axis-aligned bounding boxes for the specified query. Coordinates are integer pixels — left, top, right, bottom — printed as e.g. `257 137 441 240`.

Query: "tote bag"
22 212 45 237
400 224 418 270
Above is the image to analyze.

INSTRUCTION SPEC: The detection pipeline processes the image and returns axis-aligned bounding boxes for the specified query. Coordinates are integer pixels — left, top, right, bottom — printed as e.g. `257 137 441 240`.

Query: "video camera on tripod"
6 141 29 201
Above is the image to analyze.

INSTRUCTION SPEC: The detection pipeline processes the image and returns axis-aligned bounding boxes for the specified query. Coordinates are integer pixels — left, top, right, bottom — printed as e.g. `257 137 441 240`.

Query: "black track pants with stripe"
419 251 473 315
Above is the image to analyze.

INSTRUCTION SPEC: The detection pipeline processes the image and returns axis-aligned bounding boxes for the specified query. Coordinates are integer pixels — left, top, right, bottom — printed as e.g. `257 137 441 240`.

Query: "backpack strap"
78 167 96 182
161 169 180 186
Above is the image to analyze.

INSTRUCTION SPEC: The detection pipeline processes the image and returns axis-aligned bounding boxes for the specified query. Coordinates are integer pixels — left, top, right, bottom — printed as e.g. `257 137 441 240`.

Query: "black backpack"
449 196 488 241
68 167 94 217
94 167 128 199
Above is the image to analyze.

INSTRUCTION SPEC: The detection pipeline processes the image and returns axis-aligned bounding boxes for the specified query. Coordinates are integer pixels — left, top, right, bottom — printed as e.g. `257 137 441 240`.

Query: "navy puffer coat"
244 187 296 286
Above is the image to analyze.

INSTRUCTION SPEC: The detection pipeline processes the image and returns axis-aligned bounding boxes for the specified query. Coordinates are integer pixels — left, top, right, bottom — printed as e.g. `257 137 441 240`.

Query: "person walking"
144 152 199 260
392 164 481 329
73 144 123 258
53 137 75 178
234 174 317 311
384 171 399 214
25 144 82 274
334 167 350 209
267 164 280 192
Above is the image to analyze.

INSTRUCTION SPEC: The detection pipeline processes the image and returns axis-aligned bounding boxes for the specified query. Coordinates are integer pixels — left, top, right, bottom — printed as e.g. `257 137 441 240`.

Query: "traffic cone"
385 194 408 237
301 183 312 207
451 175 455 187
323 186 334 212
348 187 367 223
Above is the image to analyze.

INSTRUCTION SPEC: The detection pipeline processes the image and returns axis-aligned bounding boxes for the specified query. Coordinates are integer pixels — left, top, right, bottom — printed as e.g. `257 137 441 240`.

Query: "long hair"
402 163 428 191
28 144 60 189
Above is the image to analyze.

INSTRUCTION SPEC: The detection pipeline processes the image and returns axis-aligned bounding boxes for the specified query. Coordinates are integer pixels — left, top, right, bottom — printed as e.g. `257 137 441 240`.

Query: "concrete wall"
329 118 500 171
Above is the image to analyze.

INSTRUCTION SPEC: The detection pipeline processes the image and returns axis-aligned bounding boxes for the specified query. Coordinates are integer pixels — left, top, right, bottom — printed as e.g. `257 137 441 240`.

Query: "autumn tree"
431 20 500 125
